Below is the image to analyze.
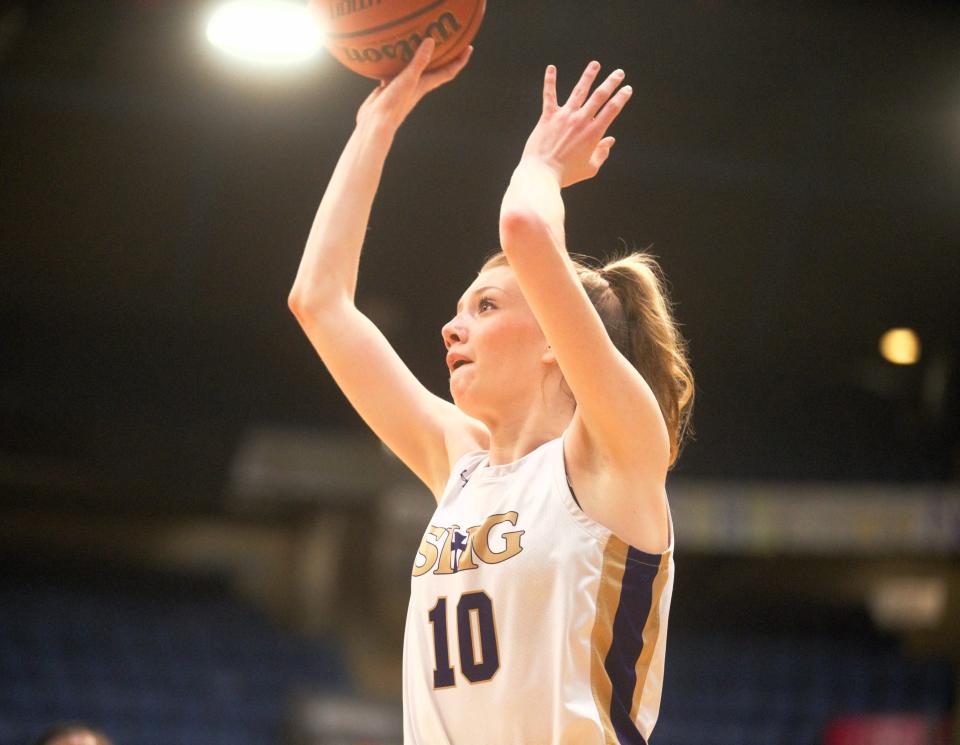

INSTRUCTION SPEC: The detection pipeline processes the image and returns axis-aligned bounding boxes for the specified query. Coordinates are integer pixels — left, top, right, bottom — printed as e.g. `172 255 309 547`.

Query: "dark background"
3 0 959 512
2 4 959 745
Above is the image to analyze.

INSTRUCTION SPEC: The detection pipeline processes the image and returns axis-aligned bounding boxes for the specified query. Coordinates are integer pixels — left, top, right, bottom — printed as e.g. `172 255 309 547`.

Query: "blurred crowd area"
2 465 958 745
3 1 959 743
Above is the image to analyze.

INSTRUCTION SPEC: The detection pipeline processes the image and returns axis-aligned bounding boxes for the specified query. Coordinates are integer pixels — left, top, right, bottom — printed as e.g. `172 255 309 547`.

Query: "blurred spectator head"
32 723 114 745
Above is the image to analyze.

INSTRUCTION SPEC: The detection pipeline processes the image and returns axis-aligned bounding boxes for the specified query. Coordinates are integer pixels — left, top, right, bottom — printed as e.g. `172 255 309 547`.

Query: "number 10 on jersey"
428 591 500 688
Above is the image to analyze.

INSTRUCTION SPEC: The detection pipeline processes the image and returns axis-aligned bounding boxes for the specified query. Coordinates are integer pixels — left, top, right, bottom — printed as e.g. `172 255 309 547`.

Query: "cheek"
483 318 544 369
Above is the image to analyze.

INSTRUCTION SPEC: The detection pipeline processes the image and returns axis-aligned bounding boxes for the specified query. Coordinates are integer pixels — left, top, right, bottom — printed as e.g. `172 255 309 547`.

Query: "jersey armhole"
554 430 676 557
551 434 613 543
437 449 487 506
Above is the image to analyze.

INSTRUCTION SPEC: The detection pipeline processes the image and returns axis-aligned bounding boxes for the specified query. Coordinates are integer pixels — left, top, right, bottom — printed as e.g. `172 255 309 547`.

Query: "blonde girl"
289 38 694 745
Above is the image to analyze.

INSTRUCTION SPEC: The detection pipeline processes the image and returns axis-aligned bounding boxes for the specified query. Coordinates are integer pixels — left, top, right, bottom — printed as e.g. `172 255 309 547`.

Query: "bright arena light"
879 327 921 365
206 1 323 66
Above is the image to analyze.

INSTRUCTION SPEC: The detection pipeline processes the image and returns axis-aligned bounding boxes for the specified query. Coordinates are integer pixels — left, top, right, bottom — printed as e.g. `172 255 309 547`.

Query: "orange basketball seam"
324 0 447 40
428 0 484 67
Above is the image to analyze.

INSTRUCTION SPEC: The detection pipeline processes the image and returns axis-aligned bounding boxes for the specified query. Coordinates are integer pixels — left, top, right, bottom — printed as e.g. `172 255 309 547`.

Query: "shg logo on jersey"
412 511 525 577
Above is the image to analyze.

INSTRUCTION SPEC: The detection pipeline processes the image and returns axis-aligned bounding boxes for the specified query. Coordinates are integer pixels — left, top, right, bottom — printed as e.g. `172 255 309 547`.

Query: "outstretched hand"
520 61 633 188
356 38 473 131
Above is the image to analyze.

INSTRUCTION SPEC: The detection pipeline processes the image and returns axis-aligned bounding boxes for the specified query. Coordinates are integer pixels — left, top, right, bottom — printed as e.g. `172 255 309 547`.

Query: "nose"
441 313 468 350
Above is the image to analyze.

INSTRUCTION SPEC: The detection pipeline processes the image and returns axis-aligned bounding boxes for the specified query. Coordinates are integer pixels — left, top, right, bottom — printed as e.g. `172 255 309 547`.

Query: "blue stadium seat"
0 572 350 745
654 632 955 745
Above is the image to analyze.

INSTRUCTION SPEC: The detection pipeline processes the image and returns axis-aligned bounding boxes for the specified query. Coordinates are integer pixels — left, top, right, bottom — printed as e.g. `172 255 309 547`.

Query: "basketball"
311 0 485 80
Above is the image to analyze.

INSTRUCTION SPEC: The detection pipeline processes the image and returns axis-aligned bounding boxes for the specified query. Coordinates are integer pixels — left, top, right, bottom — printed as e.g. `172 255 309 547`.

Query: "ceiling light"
879 327 921 365
206 0 322 66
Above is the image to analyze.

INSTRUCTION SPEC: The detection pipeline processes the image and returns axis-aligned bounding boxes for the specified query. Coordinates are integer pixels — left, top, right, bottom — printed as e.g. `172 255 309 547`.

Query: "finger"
590 137 615 173
564 60 601 110
421 44 473 92
542 64 558 113
597 136 615 160
582 68 625 118
412 36 436 69
402 36 436 80
592 84 632 132
445 43 474 77
379 37 434 85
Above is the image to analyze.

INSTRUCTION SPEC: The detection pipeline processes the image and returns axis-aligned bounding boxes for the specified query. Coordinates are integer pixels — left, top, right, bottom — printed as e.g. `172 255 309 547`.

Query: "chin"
449 386 470 413
449 383 484 420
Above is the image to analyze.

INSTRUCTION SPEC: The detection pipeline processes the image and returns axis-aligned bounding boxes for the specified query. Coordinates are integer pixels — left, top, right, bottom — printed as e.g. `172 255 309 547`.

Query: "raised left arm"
499 63 671 494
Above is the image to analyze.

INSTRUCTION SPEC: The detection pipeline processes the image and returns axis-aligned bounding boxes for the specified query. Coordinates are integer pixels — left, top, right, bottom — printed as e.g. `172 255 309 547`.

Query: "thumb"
592 137 615 168
407 36 436 76
384 37 435 85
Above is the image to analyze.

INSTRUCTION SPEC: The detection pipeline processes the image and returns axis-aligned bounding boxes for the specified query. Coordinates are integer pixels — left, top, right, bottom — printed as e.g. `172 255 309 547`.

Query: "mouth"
447 354 473 374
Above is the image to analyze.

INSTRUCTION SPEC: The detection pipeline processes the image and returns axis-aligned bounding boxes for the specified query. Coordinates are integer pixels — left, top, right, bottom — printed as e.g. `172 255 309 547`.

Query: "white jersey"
402 433 675 745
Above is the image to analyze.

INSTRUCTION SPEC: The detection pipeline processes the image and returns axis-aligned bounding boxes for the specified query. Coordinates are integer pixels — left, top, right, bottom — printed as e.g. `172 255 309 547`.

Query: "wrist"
356 110 400 142
515 155 564 185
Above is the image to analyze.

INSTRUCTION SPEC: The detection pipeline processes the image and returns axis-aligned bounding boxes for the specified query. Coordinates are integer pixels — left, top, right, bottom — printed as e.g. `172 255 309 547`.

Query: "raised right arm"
287 40 486 499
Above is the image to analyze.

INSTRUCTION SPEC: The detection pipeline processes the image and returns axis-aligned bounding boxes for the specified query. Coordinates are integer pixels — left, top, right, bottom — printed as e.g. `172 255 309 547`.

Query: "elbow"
498 208 553 259
287 285 331 326
288 284 352 333
287 294 315 333
287 287 300 313
287 286 311 321
499 207 541 234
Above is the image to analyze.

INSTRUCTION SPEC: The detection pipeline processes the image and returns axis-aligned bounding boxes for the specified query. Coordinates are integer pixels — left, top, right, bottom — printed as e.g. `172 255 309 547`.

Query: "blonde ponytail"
597 253 695 467
481 250 695 467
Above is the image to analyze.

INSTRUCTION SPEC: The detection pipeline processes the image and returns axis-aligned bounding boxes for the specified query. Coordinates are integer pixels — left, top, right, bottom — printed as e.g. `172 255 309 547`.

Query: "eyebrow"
456 285 503 314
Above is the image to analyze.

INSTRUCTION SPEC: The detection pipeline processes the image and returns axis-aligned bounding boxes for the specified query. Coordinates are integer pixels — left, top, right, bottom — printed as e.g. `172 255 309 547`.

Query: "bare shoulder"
428 406 488 501
444 412 489 467
563 414 671 554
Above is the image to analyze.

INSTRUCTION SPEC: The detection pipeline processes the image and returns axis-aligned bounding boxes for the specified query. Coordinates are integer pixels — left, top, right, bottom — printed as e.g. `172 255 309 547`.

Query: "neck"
481 387 574 466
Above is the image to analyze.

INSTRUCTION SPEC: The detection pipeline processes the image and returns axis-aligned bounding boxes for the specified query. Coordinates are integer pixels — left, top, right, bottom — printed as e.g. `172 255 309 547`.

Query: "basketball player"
289 38 694 744
32 723 114 745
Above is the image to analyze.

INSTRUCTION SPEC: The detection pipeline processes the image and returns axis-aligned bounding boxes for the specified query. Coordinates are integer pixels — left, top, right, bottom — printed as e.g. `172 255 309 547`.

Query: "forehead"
456 266 517 310
465 265 515 295
52 735 98 745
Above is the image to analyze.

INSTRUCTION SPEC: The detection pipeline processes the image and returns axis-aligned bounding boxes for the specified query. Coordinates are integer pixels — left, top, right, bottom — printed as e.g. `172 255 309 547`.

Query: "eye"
478 297 495 313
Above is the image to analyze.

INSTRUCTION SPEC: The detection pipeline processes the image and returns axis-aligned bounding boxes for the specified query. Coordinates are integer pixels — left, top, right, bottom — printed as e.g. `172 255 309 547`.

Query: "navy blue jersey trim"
604 547 660 744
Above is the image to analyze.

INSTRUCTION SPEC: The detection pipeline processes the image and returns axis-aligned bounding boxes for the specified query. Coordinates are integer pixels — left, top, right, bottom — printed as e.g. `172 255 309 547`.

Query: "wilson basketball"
312 0 485 80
